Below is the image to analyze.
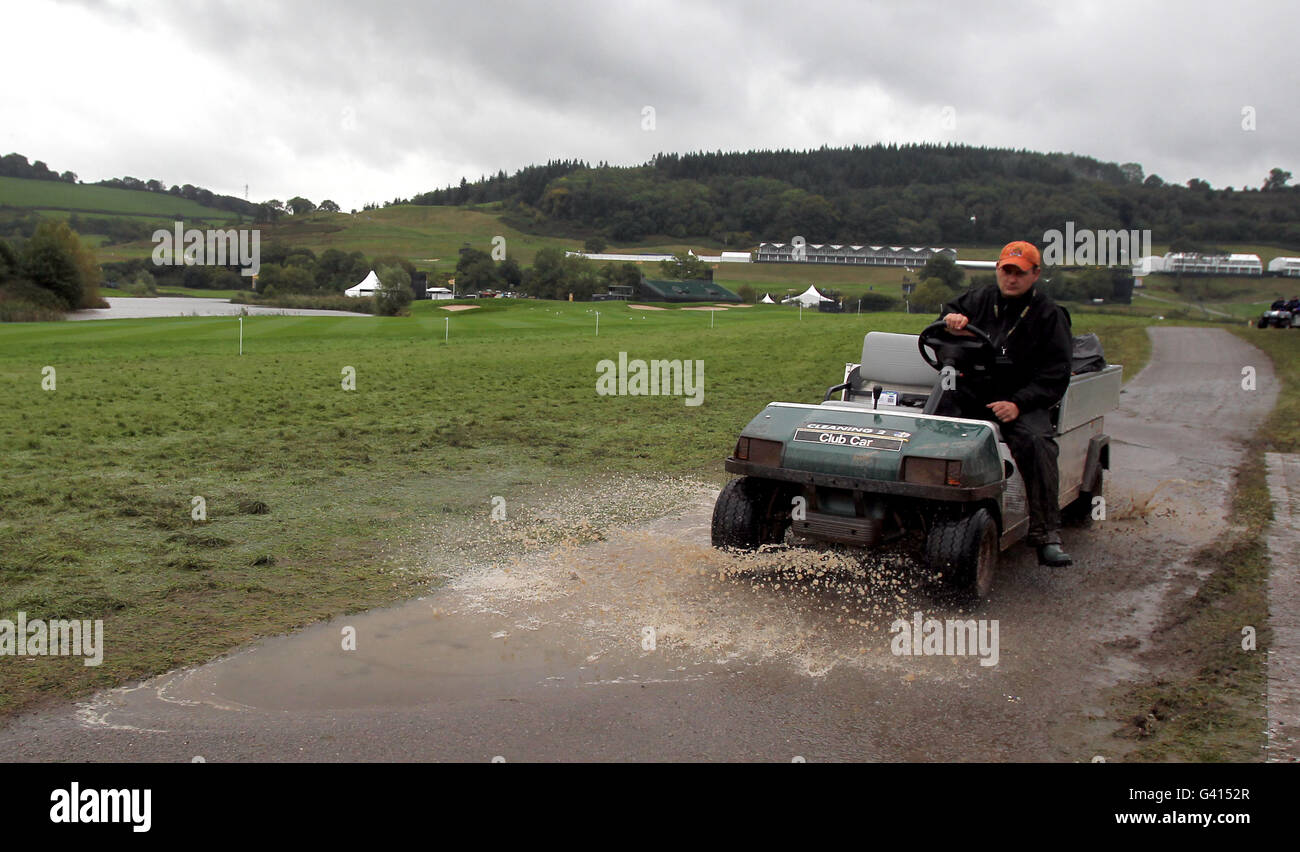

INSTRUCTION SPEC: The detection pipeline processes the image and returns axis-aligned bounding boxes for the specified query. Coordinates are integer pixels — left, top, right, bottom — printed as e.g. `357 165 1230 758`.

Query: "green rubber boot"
1037 543 1073 567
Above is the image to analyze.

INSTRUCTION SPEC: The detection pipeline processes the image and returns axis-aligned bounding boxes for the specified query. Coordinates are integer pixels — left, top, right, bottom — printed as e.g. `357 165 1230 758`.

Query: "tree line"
407 144 1300 248
0 153 78 184
0 224 104 321
0 212 162 246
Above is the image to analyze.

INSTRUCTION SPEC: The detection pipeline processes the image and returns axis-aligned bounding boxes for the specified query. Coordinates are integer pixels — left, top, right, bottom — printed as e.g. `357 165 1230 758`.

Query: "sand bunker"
681 306 728 311
628 304 666 311
724 303 754 308
440 304 481 311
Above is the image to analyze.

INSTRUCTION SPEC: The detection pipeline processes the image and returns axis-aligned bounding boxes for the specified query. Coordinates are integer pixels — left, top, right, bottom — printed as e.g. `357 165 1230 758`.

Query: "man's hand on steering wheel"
917 319 998 372
942 312 975 336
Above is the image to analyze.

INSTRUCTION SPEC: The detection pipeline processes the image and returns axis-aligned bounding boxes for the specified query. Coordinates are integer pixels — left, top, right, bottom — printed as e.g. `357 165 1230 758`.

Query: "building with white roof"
1267 257 1300 277
1163 252 1262 276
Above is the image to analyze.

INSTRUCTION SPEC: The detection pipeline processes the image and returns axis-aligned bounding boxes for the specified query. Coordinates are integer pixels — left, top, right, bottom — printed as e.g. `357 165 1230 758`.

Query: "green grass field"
0 176 238 221
1092 276 1300 323
0 300 1154 716
95 205 571 268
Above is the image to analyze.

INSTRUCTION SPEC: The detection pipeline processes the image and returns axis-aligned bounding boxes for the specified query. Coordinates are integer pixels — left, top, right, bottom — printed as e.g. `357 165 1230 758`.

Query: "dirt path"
0 328 1276 761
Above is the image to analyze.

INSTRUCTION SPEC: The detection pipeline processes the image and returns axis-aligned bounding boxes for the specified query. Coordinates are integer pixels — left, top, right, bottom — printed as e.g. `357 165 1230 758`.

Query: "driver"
935 240 1075 567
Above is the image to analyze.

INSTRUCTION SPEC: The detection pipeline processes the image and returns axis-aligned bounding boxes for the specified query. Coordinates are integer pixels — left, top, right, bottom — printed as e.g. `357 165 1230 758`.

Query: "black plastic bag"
1071 333 1106 375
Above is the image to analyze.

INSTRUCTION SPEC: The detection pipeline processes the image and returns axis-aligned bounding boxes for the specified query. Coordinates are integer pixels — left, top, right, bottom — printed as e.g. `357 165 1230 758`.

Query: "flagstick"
445 316 449 342
239 316 243 355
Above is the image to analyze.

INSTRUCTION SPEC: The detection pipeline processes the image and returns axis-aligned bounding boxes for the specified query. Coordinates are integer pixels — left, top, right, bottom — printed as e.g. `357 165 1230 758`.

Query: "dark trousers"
935 388 1062 545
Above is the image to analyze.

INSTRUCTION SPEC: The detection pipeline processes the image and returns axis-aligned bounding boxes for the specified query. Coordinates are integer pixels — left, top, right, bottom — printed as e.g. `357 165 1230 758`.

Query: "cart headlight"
902 457 962 486
736 437 783 466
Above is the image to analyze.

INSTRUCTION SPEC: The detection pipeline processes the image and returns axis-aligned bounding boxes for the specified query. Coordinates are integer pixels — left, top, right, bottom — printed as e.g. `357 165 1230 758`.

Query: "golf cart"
1257 307 1297 329
712 322 1122 600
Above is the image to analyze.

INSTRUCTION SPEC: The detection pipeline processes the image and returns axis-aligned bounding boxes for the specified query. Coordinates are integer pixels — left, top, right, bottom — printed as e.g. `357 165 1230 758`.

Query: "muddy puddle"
111 486 993 721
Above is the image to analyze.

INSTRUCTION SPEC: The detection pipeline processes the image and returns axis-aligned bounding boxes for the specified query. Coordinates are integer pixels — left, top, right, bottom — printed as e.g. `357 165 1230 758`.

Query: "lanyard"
994 291 1035 354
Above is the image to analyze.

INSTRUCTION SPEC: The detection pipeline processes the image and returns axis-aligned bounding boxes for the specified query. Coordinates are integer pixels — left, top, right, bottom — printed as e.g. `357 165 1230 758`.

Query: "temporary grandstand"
755 243 956 266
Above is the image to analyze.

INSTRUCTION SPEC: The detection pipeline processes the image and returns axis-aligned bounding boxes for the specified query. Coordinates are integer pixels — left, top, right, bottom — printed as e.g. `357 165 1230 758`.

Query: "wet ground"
1265 452 1300 761
0 327 1277 761
68 297 370 320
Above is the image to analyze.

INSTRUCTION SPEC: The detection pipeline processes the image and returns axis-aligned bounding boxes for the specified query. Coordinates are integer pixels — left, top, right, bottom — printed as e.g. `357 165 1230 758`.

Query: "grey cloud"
23 0 1300 208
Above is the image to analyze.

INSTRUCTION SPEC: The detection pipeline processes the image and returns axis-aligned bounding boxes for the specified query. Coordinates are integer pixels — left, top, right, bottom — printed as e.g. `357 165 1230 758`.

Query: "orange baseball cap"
998 241 1041 271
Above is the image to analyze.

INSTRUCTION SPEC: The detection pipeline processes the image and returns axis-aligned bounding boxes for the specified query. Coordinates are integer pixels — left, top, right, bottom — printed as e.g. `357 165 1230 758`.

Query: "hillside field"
0 176 237 223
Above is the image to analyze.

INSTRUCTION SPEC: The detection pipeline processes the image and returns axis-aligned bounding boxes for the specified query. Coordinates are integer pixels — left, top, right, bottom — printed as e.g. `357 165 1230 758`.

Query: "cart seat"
856 331 940 396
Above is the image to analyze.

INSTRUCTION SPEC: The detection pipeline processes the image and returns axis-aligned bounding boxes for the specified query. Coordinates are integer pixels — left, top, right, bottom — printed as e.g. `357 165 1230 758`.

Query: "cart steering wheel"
917 320 998 372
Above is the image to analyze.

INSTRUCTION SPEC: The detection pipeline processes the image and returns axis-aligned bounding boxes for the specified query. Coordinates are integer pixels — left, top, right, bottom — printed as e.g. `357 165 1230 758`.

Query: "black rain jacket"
937 284 1073 412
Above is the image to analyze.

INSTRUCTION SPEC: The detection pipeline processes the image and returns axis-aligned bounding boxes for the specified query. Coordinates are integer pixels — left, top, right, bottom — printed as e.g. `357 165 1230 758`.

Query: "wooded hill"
410 144 1300 250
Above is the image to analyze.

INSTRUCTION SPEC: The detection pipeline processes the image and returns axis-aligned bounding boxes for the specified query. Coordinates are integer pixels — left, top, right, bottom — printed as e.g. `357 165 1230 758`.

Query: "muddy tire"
711 477 786 550
1063 469 1103 527
1257 317 1269 329
925 508 998 601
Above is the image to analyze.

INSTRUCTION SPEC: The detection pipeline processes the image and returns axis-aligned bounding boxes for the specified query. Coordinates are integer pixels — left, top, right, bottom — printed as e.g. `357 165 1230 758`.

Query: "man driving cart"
936 240 1075 567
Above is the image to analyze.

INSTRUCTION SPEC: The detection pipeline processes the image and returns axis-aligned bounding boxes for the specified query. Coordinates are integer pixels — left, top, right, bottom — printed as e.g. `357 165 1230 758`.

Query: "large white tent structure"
783 285 833 307
345 270 381 297
760 293 776 304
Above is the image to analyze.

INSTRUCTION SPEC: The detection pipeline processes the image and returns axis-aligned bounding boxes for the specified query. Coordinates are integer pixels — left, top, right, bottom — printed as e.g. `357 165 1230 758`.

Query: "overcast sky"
3 0 1295 211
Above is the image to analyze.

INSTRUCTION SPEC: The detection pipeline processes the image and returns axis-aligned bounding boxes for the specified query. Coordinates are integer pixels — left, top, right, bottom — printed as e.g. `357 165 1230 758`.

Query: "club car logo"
793 422 911 451
152 221 261 277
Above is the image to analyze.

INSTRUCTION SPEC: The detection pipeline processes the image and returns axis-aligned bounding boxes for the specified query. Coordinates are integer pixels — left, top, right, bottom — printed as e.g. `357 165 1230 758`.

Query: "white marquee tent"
783 284 833 307
345 270 381 297
760 293 776 304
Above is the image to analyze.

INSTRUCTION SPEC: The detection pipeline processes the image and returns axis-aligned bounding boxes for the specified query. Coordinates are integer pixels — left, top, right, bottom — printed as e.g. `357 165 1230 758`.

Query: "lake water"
67 297 372 320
